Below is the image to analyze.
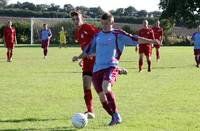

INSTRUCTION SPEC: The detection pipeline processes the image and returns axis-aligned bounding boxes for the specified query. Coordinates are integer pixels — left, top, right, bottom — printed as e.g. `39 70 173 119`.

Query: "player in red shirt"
152 20 163 62
71 11 99 119
3 21 17 62
137 20 155 72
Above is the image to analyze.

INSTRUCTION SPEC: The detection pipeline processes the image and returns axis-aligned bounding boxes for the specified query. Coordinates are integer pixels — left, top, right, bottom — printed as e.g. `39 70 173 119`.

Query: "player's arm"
48 29 52 39
72 51 85 62
138 36 160 45
14 29 17 45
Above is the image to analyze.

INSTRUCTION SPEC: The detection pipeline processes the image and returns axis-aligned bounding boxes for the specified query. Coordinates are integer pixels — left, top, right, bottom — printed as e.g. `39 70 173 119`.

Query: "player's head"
143 20 149 28
7 20 12 27
100 12 114 32
155 20 160 27
70 11 84 28
61 26 64 30
198 25 200 32
43 24 48 29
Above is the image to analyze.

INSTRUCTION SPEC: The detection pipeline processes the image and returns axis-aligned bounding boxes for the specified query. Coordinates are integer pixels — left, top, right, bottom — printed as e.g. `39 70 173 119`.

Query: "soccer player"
3 20 17 62
192 25 200 68
137 20 155 72
84 13 160 126
59 26 67 48
40 24 52 59
152 20 163 62
71 11 100 119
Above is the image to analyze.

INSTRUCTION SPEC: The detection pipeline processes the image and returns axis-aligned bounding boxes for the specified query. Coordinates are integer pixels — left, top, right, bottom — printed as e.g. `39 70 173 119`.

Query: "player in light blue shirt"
84 13 160 126
192 25 200 67
40 24 52 59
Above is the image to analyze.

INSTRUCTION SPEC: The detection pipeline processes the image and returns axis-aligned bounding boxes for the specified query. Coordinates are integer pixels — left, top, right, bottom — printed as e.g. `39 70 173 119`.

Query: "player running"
192 25 200 68
83 13 160 126
40 24 52 59
137 20 155 72
152 20 163 62
3 20 17 62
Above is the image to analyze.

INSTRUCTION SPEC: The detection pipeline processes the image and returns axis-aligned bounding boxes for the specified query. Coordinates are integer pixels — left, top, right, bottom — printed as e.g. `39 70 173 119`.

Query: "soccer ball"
71 113 88 128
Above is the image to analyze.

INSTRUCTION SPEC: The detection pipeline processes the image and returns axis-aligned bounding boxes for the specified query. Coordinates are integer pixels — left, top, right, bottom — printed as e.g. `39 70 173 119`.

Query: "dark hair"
101 13 113 20
70 11 81 17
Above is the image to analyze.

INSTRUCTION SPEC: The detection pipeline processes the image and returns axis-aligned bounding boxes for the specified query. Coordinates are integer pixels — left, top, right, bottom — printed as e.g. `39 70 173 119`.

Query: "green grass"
0 46 200 131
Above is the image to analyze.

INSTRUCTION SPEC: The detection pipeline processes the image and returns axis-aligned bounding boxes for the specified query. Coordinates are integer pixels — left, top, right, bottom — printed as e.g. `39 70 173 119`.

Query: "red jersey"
3 27 16 44
75 23 100 50
152 26 163 41
138 28 155 45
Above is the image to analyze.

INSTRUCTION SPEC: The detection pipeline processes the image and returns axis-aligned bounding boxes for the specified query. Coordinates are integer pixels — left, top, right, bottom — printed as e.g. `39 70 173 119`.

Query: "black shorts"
82 71 93 77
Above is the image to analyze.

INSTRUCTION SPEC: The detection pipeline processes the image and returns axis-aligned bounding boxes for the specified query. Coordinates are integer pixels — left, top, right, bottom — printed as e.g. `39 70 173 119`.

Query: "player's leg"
92 71 113 117
156 47 160 62
146 55 152 72
82 73 94 119
6 48 9 62
9 48 13 62
102 67 121 126
139 53 144 72
197 54 200 68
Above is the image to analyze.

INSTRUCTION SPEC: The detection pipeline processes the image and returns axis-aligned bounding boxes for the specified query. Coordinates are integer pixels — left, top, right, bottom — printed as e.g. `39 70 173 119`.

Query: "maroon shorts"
194 49 200 55
139 44 152 57
92 67 119 93
82 57 95 73
153 44 160 49
41 40 49 49
6 42 15 49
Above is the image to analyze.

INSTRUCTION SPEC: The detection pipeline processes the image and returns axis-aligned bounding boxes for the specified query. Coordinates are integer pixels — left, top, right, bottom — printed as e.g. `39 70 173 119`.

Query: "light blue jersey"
86 29 139 73
40 29 52 40
192 32 200 49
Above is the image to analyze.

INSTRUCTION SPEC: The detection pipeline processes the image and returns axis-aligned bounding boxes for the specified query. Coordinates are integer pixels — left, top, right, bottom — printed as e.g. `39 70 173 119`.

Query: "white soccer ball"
71 113 88 128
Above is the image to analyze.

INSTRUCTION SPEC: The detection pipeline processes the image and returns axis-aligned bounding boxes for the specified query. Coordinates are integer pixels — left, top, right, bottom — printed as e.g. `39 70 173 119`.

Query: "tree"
159 0 200 28
64 4 74 13
0 0 7 8
124 6 137 16
137 10 148 17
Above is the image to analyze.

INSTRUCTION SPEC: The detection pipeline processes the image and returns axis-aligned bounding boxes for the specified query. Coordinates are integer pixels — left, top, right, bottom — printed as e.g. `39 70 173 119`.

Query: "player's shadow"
0 127 77 131
0 118 77 131
0 118 59 123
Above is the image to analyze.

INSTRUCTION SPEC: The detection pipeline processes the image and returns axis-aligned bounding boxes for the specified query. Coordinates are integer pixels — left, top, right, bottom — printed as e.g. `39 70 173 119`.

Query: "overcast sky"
9 0 160 12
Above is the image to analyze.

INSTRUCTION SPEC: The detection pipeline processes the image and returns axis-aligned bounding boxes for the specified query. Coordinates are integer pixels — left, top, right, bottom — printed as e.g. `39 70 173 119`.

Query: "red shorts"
194 49 200 55
92 67 119 93
82 57 95 73
153 44 160 49
41 40 49 48
139 44 152 57
6 42 15 49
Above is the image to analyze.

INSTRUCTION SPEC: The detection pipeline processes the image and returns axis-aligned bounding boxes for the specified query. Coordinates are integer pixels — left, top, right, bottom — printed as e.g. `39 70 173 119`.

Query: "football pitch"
0 46 200 131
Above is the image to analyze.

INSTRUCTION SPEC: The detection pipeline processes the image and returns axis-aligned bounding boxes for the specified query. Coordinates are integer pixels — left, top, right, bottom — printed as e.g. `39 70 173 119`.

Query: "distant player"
59 26 67 48
83 13 160 126
192 25 200 68
3 20 17 62
40 24 52 59
137 20 155 72
152 20 163 62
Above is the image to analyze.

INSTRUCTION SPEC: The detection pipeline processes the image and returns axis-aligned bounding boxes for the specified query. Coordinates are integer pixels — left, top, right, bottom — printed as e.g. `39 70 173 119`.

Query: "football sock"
106 91 118 113
84 89 93 112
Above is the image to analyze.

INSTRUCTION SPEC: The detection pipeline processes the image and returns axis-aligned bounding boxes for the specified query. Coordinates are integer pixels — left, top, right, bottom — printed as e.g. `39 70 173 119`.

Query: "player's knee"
98 92 106 102
102 81 112 93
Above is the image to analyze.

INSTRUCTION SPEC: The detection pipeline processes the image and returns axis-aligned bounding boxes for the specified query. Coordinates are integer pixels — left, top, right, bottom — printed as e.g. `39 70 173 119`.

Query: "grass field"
0 46 200 131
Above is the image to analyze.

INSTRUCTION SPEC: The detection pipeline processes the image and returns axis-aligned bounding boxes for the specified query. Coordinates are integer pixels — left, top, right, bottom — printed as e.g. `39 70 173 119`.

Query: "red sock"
156 50 160 60
101 101 113 116
139 59 143 70
84 89 93 112
106 91 118 113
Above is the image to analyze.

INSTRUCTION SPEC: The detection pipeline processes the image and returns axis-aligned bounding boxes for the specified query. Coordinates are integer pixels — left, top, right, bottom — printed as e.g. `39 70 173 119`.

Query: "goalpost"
30 18 72 45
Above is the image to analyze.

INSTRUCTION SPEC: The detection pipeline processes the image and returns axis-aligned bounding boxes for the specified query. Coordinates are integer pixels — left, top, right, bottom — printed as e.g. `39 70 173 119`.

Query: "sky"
8 0 160 12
